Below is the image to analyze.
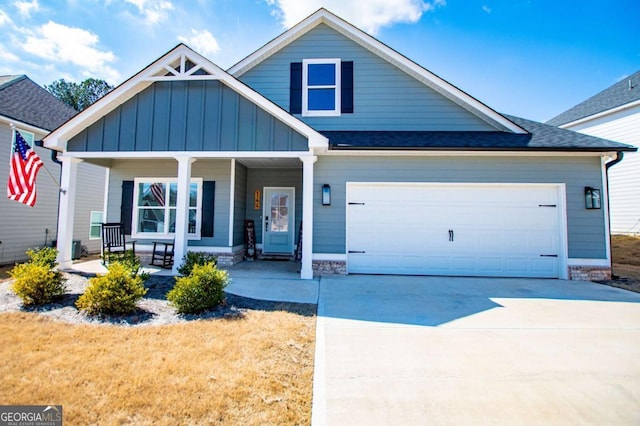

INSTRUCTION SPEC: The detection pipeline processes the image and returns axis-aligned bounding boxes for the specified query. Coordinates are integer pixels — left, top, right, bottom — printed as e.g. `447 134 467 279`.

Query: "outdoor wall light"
322 184 331 206
584 187 601 209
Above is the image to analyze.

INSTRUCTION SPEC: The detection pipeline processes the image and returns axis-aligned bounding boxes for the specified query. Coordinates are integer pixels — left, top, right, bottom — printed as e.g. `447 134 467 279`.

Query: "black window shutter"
120 180 134 235
201 181 215 238
341 61 354 113
290 62 302 114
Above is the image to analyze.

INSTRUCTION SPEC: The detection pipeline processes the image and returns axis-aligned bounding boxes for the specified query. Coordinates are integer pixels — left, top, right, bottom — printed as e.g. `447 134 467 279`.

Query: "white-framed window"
302 58 341 117
132 178 203 239
89 211 103 240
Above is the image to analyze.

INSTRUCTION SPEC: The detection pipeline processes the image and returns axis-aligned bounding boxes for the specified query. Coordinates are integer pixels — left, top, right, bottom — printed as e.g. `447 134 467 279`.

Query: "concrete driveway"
312 275 640 425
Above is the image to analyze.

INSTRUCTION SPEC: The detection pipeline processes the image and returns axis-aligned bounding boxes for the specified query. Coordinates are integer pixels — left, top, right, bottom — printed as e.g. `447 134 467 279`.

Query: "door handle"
448 229 454 242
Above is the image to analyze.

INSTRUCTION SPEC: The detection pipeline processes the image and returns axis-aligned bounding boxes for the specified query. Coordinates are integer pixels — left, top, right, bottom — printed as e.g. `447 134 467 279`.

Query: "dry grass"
0 310 315 425
611 235 640 267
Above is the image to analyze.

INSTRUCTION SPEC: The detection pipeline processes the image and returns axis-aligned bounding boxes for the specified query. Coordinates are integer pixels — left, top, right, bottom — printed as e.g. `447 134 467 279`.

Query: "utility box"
72 240 81 260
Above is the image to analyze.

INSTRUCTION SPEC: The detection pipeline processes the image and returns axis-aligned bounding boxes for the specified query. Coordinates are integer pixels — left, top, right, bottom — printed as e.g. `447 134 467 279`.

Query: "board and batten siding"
67 80 308 153
244 168 303 245
237 23 496 132
564 105 640 234
106 159 232 248
313 155 607 260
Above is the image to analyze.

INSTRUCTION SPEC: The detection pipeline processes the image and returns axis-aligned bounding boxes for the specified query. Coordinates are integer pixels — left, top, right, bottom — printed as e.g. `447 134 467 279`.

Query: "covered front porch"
55 153 319 279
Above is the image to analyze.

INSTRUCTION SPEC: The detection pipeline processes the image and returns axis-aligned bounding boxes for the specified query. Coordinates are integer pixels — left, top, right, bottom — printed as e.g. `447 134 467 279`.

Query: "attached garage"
346 183 567 278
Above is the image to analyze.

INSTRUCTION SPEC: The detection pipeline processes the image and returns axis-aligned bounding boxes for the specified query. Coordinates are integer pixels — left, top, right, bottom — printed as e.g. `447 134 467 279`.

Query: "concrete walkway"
312 275 640 425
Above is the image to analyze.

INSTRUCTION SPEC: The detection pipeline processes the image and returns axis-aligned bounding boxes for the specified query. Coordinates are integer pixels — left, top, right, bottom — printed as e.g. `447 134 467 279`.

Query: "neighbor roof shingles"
323 115 635 152
547 70 640 126
0 75 77 131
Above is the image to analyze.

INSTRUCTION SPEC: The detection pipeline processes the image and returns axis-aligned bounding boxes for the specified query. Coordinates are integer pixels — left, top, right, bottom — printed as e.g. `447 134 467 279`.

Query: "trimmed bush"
76 262 147 315
168 262 229 314
26 247 58 269
11 263 66 306
177 251 217 276
10 247 65 306
103 250 149 280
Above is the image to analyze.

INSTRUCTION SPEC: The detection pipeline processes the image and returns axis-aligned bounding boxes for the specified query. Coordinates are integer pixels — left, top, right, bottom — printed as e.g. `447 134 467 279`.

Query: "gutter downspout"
36 140 63 248
605 151 624 279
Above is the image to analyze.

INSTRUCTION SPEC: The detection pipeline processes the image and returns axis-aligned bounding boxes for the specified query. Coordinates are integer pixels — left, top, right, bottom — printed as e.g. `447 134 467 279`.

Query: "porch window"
132 178 202 238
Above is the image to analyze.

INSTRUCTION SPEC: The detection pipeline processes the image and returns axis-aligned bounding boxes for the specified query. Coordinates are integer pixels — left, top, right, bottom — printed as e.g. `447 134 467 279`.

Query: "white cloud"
178 29 220 57
21 21 120 82
14 0 39 18
124 0 174 24
482 5 491 14
266 0 446 34
0 43 19 62
0 9 10 26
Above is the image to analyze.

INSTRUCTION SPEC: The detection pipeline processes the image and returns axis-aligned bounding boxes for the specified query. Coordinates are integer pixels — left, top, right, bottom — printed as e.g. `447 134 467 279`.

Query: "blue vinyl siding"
67 80 308 152
238 23 495 131
313 155 606 259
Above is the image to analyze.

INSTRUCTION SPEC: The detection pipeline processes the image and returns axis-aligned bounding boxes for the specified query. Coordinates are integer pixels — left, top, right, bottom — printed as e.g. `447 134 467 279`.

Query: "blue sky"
0 0 638 122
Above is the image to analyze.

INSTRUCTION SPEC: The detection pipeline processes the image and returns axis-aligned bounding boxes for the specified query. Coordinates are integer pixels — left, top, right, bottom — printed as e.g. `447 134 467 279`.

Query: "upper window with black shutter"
290 59 353 117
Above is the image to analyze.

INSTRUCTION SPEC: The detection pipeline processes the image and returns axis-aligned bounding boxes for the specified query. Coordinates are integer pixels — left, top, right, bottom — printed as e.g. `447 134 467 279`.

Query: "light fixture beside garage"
322 184 331 206
584 187 601 209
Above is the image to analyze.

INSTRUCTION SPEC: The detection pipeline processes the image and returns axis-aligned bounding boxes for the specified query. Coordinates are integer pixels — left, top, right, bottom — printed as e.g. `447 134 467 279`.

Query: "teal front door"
263 187 295 254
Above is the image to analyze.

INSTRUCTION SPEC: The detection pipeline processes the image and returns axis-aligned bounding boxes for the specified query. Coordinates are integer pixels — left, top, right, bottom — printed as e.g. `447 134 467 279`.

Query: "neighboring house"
0 75 106 264
44 9 634 281
548 71 640 235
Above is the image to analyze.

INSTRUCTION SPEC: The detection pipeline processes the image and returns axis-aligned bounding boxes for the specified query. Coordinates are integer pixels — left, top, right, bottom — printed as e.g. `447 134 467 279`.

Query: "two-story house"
44 9 634 280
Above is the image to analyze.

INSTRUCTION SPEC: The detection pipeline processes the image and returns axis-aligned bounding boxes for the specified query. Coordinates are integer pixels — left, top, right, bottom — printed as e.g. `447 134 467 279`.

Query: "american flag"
7 130 43 207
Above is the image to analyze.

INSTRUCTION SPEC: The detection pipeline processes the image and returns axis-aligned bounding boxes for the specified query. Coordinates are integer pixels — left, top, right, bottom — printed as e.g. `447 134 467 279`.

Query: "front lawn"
0 309 315 425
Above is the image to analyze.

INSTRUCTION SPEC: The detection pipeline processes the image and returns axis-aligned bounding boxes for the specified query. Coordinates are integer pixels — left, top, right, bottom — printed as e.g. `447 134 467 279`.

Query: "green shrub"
103 250 149 280
26 247 58 269
76 262 147 315
168 263 229 314
177 251 217 276
10 263 66 306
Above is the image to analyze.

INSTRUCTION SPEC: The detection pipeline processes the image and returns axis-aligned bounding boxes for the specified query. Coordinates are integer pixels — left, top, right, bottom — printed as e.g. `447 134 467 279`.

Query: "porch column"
56 157 82 269
300 156 317 279
173 156 195 275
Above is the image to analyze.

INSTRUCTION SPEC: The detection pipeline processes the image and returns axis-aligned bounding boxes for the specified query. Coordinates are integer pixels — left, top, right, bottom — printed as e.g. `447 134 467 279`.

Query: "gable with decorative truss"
44 44 328 152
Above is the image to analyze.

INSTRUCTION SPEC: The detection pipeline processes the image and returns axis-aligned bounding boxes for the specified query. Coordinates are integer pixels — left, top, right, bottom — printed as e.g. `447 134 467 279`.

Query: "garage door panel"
347 183 563 278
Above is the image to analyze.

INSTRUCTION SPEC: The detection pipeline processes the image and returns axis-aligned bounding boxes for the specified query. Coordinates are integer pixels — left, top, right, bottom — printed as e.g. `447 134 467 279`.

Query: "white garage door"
347 183 564 278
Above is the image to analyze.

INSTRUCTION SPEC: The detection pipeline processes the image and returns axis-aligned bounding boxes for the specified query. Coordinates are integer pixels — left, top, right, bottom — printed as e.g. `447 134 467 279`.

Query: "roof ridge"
0 75 27 91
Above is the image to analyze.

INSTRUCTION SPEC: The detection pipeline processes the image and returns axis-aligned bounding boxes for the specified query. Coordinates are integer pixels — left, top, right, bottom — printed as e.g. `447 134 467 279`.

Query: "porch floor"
66 258 318 304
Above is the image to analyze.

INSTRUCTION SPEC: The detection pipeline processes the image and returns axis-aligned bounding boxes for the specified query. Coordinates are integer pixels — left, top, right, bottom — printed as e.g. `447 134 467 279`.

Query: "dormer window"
302 59 341 116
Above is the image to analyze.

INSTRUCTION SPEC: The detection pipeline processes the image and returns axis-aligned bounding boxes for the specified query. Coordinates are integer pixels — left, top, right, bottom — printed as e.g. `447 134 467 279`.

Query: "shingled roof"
547 71 640 126
323 114 636 152
0 75 77 131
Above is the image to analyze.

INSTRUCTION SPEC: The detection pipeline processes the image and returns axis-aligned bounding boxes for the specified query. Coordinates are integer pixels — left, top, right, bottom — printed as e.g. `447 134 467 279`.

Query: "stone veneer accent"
568 266 611 281
312 260 347 275
138 247 245 268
